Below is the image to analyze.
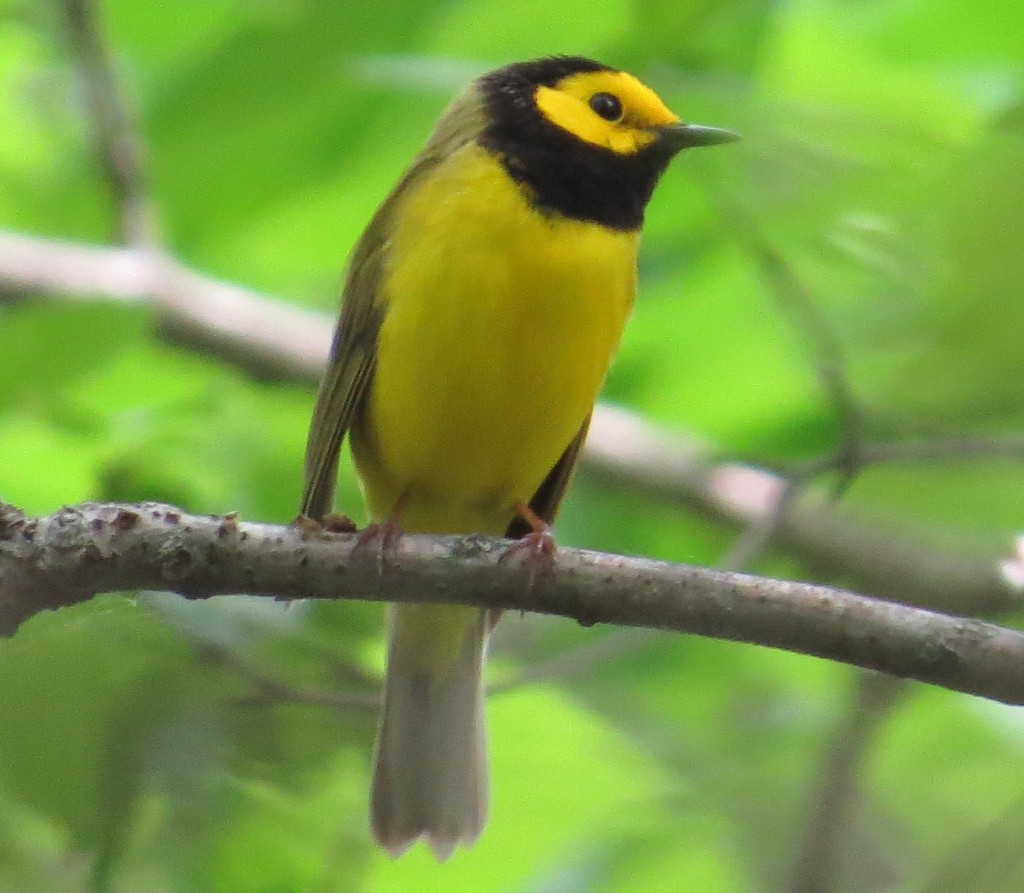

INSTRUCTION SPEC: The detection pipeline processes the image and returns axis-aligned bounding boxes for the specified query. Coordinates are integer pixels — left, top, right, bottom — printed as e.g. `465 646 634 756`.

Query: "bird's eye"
589 92 623 122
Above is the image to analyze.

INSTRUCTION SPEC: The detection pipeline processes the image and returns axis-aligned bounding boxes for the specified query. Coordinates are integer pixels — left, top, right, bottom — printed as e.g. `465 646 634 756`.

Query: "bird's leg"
498 501 557 587
355 492 408 573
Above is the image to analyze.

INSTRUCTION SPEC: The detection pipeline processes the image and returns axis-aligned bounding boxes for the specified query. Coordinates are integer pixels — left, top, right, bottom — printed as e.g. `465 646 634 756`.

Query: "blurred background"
1 0 1023 890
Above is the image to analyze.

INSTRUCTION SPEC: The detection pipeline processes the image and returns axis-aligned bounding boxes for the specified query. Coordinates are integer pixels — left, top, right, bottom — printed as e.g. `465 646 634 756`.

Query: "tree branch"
1 501 1023 707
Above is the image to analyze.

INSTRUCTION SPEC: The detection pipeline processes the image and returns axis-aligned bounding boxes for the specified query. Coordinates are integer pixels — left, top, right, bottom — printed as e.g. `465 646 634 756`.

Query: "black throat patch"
476 57 674 232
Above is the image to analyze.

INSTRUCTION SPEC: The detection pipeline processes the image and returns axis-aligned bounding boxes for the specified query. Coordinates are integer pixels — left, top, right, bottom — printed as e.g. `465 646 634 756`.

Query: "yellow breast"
352 143 637 534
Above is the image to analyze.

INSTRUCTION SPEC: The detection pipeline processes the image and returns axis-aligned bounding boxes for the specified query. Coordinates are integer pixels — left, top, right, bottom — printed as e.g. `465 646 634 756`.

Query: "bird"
300 55 736 861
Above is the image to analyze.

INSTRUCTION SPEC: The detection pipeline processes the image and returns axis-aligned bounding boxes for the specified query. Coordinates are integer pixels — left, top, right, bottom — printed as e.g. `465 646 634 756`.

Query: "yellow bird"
301 56 735 860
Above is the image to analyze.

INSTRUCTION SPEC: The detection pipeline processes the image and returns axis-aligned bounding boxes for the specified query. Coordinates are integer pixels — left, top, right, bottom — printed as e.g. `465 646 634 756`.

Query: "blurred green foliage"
0 0 1023 890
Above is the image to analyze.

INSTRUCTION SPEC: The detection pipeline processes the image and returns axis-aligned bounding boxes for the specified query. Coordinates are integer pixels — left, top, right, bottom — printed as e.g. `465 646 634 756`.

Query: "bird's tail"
370 603 488 861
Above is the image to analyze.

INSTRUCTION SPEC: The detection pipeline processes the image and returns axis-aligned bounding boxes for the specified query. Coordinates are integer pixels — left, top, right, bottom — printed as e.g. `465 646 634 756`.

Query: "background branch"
0 230 330 380
62 0 154 246
734 212 865 490
1 501 1023 707
786 674 907 893
583 409 1018 616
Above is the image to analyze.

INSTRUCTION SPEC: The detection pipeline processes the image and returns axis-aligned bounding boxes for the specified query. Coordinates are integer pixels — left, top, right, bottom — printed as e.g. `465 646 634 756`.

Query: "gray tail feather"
370 608 488 861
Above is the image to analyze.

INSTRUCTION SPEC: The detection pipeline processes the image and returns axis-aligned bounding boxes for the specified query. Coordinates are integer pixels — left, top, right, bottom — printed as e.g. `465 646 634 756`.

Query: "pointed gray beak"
657 122 739 151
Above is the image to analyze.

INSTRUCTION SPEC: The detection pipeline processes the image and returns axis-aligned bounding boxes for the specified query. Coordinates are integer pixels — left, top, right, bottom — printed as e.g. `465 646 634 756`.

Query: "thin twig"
731 209 866 497
723 431 1024 576
61 0 155 246
791 434 1024 477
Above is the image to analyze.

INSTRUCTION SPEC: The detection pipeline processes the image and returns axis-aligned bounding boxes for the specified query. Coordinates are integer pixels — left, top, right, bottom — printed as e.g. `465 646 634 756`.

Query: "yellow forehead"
534 69 680 155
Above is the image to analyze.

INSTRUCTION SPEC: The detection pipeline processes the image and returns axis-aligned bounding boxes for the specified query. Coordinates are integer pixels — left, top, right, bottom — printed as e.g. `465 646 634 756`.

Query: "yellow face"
533 69 681 156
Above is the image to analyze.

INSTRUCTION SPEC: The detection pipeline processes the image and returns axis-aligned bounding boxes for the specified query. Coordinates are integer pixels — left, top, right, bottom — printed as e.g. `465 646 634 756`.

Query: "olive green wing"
506 413 591 538
300 229 386 520
300 87 488 521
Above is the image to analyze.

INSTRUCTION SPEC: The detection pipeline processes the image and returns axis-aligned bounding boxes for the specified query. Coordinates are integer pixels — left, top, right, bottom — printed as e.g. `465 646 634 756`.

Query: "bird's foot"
355 514 404 575
498 502 557 591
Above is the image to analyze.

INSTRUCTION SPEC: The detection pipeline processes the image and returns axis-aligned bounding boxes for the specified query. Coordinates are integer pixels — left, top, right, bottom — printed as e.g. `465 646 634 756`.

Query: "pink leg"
355 493 408 571
498 502 557 591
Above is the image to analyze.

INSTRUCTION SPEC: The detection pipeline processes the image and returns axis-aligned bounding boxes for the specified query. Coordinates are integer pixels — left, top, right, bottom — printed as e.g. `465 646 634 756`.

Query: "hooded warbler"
301 55 736 860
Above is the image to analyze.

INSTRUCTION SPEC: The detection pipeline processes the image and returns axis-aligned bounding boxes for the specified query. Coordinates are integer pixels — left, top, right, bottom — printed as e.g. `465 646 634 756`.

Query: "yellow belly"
352 143 637 535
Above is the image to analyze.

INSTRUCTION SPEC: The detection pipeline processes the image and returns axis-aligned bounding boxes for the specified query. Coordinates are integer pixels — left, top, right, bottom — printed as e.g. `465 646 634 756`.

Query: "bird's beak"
657 122 739 152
